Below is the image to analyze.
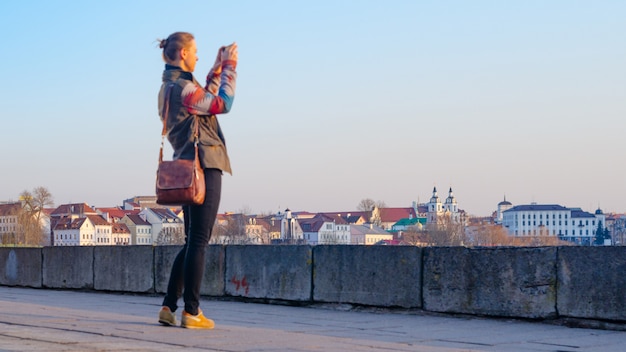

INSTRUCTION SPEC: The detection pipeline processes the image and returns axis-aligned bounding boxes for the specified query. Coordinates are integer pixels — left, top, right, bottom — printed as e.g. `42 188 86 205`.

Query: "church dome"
595 208 603 215
498 196 512 206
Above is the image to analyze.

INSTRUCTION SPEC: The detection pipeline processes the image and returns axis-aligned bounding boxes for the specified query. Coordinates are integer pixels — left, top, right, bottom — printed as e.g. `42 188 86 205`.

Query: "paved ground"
1 286 626 351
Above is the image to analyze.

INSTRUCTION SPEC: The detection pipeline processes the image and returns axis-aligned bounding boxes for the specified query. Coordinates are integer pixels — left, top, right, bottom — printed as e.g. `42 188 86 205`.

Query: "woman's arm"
205 46 223 95
182 64 236 115
182 44 238 115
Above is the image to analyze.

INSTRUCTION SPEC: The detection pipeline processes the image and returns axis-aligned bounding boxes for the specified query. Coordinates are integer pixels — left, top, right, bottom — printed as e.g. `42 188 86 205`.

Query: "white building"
119 214 153 245
502 204 606 245
278 209 304 243
299 213 350 245
112 222 131 245
0 203 21 243
139 208 184 245
350 223 393 245
495 196 513 224
53 215 113 246
90 215 114 245
53 218 84 246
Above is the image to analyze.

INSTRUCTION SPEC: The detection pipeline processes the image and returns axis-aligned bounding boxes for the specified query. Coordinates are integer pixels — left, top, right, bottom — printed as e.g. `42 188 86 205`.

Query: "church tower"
427 187 442 223
496 195 513 224
444 187 460 222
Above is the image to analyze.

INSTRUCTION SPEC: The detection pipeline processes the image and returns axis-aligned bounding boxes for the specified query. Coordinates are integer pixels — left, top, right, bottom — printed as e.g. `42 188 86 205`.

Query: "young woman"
157 32 238 329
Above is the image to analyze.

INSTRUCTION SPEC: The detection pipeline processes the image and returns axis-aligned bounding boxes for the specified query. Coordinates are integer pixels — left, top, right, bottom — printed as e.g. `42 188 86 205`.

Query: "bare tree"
357 199 387 211
14 187 54 246
357 198 376 212
238 205 253 216
465 223 575 247
466 224 515 247
22 187 54 223
423 213 465 246
400 230 430 246
357 199 387 227
211 214 249 244
155 226 185 245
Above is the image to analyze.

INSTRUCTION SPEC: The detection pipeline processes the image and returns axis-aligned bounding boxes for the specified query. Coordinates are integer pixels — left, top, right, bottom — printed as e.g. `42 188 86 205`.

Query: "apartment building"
502 204 606 245
0 202 21 243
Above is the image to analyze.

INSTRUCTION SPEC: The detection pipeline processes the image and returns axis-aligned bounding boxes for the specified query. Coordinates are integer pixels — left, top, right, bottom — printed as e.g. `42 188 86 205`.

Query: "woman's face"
180 39 198 72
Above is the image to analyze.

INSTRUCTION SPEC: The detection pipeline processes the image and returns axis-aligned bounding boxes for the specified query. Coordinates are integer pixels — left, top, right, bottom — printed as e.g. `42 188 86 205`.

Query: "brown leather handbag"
155 84 206 206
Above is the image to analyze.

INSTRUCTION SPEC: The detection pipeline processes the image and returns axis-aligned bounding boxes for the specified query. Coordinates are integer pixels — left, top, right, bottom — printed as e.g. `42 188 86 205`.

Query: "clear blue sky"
1 1 624 216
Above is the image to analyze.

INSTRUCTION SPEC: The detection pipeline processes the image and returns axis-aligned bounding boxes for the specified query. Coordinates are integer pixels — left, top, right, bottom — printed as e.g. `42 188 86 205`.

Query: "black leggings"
162 168 222 315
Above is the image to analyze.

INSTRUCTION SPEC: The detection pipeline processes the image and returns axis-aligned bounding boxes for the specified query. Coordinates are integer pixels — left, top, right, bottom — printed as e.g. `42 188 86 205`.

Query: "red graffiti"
230 275 250 295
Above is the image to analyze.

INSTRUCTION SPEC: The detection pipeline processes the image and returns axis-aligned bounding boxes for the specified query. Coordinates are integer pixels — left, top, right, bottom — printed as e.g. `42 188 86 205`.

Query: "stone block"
423 247 557 319
43 246 93 289
94 246 153 293
225 245 312 301
313 245 422 308
0 248 42 288
558 246 626 321
154 245 225 296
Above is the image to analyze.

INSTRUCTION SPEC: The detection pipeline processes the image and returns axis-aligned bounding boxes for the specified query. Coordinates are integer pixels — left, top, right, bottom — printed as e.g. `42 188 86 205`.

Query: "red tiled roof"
323 211 369 219
416 205 429 214
96 207 136 220
298 217 325 232
86 215 110 226
321 212 368 224
125 214 151 226
379 208 417 223
147 208 181 222
112 223 130 234
0 203 21 216
53 217 74 230
299 213 348 232
51 203 97 216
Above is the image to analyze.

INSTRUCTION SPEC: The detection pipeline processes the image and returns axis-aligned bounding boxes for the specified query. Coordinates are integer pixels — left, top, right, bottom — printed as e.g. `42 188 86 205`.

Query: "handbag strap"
159 83 199 163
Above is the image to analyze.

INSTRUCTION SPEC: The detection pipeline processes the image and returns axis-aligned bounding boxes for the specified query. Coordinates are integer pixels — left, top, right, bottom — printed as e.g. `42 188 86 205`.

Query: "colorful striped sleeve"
181 64 237 115
205 67 220 95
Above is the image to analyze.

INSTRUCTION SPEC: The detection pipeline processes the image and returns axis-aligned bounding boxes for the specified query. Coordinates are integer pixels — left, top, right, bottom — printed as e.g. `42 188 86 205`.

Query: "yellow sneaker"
158 306 177 326
181 309 215 329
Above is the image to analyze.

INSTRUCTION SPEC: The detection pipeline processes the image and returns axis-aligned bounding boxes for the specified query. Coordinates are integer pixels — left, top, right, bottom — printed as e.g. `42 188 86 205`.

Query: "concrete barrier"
0 248 41 288
154 245 225 296
423 247 557 319
313 245 422 308
43 246 93 289
94 246 154 293
2 245 626 326
558 246 626 321
225 245 312 301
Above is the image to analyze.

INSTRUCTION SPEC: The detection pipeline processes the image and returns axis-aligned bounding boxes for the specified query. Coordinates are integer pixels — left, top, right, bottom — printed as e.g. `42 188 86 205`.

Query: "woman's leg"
161 205 191 311
183 168 222 315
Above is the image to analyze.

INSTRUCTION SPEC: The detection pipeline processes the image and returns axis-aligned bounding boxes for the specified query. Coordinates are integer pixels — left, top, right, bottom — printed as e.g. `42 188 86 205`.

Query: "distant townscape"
1 187 624 247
